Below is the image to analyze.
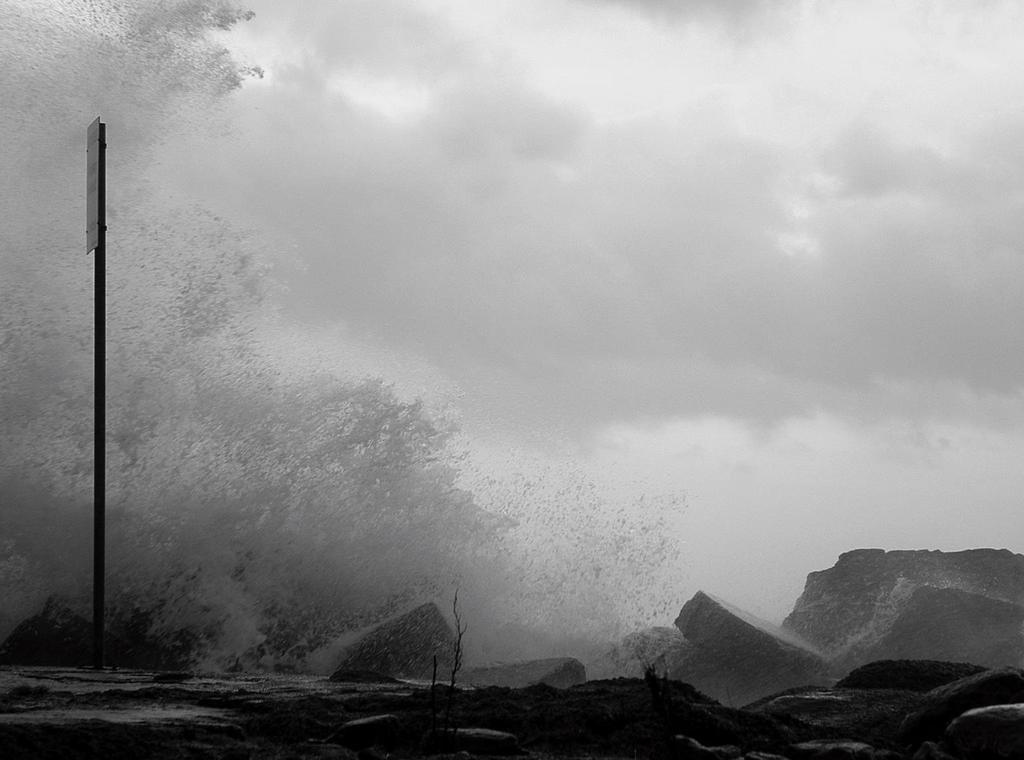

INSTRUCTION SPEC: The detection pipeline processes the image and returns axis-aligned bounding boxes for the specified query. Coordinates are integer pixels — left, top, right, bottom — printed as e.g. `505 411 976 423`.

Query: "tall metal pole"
87 117 106 670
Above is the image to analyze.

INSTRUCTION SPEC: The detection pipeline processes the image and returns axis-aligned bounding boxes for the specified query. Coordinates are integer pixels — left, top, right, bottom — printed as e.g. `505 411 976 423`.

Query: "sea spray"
0 0 685 670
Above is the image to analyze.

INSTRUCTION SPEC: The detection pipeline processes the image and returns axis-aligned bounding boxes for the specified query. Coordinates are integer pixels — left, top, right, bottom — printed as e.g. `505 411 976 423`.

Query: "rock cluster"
590 548 1024 706
783 549 1024 671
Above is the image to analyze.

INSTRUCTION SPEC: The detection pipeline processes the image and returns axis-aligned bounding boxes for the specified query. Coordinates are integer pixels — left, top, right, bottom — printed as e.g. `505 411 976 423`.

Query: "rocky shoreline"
3 548 1022 758
1 661 1022 759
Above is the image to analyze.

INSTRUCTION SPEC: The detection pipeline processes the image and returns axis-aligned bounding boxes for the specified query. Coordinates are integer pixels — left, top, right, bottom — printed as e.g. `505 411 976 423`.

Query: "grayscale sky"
158 0 1024 620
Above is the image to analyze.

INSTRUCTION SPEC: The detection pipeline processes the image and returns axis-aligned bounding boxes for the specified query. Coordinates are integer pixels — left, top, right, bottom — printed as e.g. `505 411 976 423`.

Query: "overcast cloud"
158 0 1023 617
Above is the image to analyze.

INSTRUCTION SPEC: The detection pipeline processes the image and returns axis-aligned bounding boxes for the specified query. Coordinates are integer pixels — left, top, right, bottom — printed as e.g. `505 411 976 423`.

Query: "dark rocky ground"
4 661 1017 760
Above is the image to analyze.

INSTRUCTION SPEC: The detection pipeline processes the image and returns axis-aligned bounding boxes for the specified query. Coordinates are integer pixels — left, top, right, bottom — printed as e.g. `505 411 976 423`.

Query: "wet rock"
899 667 1024 744
836 659 987 692
787 739 876 759
946 702 1024 759
673 734 741 759
331 602 455 680
330 714 400 750
747 686 923 736
461 657 586 689
427 727 522 755
587 626 691 680
670 591 829 706
783 548 1024 670
754 688 857 717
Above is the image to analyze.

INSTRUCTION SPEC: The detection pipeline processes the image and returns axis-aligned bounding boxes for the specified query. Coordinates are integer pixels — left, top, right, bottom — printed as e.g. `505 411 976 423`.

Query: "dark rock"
331 602 454 680
911 742 959 760
673 734 741 759
669 591 830 706
748 685 924 749
898 667 1024 744
0 596 197 670
0 597 91 666
788 739 876 759
836 660 987 691
743 753 792 760
330 714 400 750
461 657 586 689
587 626 691 680
427 727 522 755
783 549 1024 670
945 702 1024 759
862 587 1024 668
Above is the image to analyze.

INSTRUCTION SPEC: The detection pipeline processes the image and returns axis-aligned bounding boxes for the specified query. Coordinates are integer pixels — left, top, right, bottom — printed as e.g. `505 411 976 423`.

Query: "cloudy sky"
158 0 1023 620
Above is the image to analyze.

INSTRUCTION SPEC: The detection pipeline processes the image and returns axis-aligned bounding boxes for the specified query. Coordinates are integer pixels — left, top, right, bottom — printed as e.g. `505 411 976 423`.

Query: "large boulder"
835 660 987 692
945 703 1024 760
860 587 1024 668
427 727 522 756
668 591 830 706
461 657 586 688
329 714 401 750
783 548 1024 670
330 601 455 680
898 667 1024 744
586 626 691 680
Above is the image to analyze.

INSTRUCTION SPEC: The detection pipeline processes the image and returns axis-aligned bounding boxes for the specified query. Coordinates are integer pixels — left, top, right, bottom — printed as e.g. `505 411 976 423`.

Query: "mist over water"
0 1 682 670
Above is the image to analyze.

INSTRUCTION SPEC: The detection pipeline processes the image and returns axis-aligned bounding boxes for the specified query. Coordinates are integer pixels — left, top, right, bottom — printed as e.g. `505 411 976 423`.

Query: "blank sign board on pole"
86 117 104 254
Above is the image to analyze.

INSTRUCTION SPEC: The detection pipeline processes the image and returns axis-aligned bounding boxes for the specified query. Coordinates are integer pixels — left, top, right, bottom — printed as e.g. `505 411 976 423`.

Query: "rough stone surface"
898 667 1024 744
462 657 587 689
787 739 876 759
331 714 400 750
586 626 691 680
835 659 987 691
747 685 924 752
863 586 1024 668
670 591 830 706
330 601 455 680
946 702 1024 759
783 548 1024 669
